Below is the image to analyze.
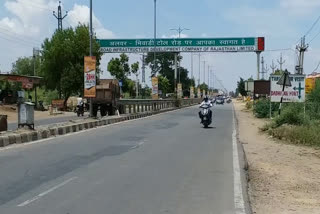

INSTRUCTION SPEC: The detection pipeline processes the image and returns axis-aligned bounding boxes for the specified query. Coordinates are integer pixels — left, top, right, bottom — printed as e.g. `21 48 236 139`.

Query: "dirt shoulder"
0 105 75 123
234 101 320 214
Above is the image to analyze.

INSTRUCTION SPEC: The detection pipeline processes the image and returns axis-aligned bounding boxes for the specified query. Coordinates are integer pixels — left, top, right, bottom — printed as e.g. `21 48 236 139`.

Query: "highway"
0 104 247 214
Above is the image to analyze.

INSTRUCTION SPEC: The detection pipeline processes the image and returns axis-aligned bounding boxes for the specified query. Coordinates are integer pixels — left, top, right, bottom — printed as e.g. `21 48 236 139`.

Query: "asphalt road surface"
8 113 87 130
0 104 247 214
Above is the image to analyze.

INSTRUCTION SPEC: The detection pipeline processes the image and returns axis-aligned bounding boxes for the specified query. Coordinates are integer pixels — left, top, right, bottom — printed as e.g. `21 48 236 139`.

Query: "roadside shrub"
245 101 253 110
270 124 320 147
273 103 306 127
253 99 270 118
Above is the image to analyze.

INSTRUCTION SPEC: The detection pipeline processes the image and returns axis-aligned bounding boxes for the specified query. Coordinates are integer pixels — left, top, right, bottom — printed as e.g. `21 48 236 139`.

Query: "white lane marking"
131 141 145 149
0 106 196 152
232 105 246 214
17 177 78 207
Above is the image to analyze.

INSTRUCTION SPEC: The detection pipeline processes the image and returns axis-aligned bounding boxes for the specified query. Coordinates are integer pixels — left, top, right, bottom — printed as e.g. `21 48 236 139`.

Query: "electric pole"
296 36 309 74
198 53 201 86
270 60 277 74
202 60 206 84
261 56 267 80
53 1 68 31
142 53 146 88
277 53 286 72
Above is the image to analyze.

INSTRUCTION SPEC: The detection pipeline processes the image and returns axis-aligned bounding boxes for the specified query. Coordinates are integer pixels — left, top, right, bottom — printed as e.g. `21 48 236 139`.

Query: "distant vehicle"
216 98 224 105
91 79 121 117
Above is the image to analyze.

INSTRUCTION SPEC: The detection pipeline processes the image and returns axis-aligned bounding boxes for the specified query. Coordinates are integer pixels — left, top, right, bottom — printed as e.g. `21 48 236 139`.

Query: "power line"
308 29 320 44
0 26 42 44
264 48 292 52
0 30 40 46
304 15 320 38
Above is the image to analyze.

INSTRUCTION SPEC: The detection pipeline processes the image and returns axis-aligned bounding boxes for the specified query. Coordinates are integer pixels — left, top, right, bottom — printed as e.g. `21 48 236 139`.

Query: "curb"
0 105 193 148
233 103 253 214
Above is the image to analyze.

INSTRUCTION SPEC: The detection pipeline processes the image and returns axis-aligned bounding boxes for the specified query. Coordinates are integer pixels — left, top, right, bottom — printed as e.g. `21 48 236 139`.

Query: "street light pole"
170 26 190 83
153 0 157 76
89 0 93 117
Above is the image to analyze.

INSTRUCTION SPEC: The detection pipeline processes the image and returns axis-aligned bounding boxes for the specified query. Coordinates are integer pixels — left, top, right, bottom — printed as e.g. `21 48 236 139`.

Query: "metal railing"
118 98 201 114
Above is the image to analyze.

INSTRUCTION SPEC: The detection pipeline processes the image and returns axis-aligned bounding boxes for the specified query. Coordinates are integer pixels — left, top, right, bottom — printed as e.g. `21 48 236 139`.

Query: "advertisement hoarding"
84 56 96 98
152 77 158 100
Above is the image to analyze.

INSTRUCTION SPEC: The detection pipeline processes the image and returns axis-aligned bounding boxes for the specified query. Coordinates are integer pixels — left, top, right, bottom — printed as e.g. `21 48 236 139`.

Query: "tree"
131 62 140 97
158 75 170 97
11 57 39 76
145 52 194 94
237 77 247 96
41 24 102 104
108 53 130 81
199 83 209 93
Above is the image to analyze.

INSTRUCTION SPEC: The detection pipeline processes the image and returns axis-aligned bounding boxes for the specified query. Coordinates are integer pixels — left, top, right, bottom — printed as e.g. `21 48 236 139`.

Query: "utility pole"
270 60 277 74
88 0 93 117
296 36 309 74
153 0 157 78
202 60 206 84
170 26 190 83
256 51 261 80
277 53 286 72
33 48 40 108
261 56 266 80
191 54 193 81
142 53 146 88
198 53 201 86
53 1 68 31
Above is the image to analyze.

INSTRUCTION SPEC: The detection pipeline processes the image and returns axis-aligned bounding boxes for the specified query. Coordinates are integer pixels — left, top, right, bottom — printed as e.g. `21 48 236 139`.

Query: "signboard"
254 80 270 95
245 80 254 92
99 37 264 53
305 77 315 94
190 86 194 98
197 88 201 98
51 99 64 109
84 56 96 98
270 74 306 102
177 83 182 98
152 77 158 100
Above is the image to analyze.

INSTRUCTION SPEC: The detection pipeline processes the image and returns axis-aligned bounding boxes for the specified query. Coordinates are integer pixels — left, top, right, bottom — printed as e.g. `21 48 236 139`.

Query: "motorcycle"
76 103 85 117
199 104 212 128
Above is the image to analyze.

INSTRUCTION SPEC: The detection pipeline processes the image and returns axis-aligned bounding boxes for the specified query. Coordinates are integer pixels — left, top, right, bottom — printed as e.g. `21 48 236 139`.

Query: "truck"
91 79 121 117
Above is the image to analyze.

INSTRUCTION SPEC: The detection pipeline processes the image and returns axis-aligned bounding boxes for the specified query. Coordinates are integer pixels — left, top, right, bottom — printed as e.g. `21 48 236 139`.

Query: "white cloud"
67 4 115 38
161 33 188 38
280 0 320 15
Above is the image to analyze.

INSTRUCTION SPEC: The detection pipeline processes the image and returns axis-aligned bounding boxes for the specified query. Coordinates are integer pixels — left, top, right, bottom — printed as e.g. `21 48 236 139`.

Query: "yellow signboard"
190 86 194 98
177 83 182 98
84 56 96 98
152 77 159 100
305 77 315 94
197 88 201 98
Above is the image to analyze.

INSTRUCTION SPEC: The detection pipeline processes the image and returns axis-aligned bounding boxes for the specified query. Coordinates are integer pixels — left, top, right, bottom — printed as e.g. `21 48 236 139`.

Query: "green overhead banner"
98 37 265 53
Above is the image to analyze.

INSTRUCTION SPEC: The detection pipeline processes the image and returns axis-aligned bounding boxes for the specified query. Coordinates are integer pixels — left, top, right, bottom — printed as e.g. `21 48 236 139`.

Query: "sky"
1 0 320 91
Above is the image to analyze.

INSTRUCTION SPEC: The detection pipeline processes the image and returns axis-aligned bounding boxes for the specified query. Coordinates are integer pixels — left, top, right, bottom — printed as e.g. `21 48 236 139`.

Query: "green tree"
41 24 102 104
237 77 247 96
11 57 40 76
199 83 209 93
145 52 194 94
158 75 170 97
107 53 130 81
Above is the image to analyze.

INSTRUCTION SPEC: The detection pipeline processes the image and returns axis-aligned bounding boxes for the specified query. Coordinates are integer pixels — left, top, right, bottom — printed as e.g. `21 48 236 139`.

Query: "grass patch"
269 124 320 147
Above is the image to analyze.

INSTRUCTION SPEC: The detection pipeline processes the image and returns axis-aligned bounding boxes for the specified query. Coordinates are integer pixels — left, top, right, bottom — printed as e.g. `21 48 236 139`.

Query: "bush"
269 123 320 147
253 99 270 118
273 103 306 127
245 101 253 110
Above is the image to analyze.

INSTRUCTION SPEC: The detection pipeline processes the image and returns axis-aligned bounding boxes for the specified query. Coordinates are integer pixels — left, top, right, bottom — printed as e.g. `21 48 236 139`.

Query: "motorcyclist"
199 96 213 123
76 95 84 115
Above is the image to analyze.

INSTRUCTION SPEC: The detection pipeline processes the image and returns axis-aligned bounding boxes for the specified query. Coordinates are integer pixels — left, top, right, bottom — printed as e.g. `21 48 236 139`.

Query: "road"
7 113 87 130
0 104 247 214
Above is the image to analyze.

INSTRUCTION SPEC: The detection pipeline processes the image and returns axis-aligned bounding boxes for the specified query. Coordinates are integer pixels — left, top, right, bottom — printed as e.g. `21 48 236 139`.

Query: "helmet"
204 96 209 102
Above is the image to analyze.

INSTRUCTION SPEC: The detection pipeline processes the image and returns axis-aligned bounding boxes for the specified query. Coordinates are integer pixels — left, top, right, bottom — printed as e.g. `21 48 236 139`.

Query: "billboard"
177 83 182 98
270 74 305 102
305 77 315 94
190 86 195 98
84 56 96 98
152 77 158 100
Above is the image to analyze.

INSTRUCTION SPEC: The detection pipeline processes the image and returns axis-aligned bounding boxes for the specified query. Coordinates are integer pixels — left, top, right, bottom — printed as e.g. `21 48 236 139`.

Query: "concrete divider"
0 101 198 148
